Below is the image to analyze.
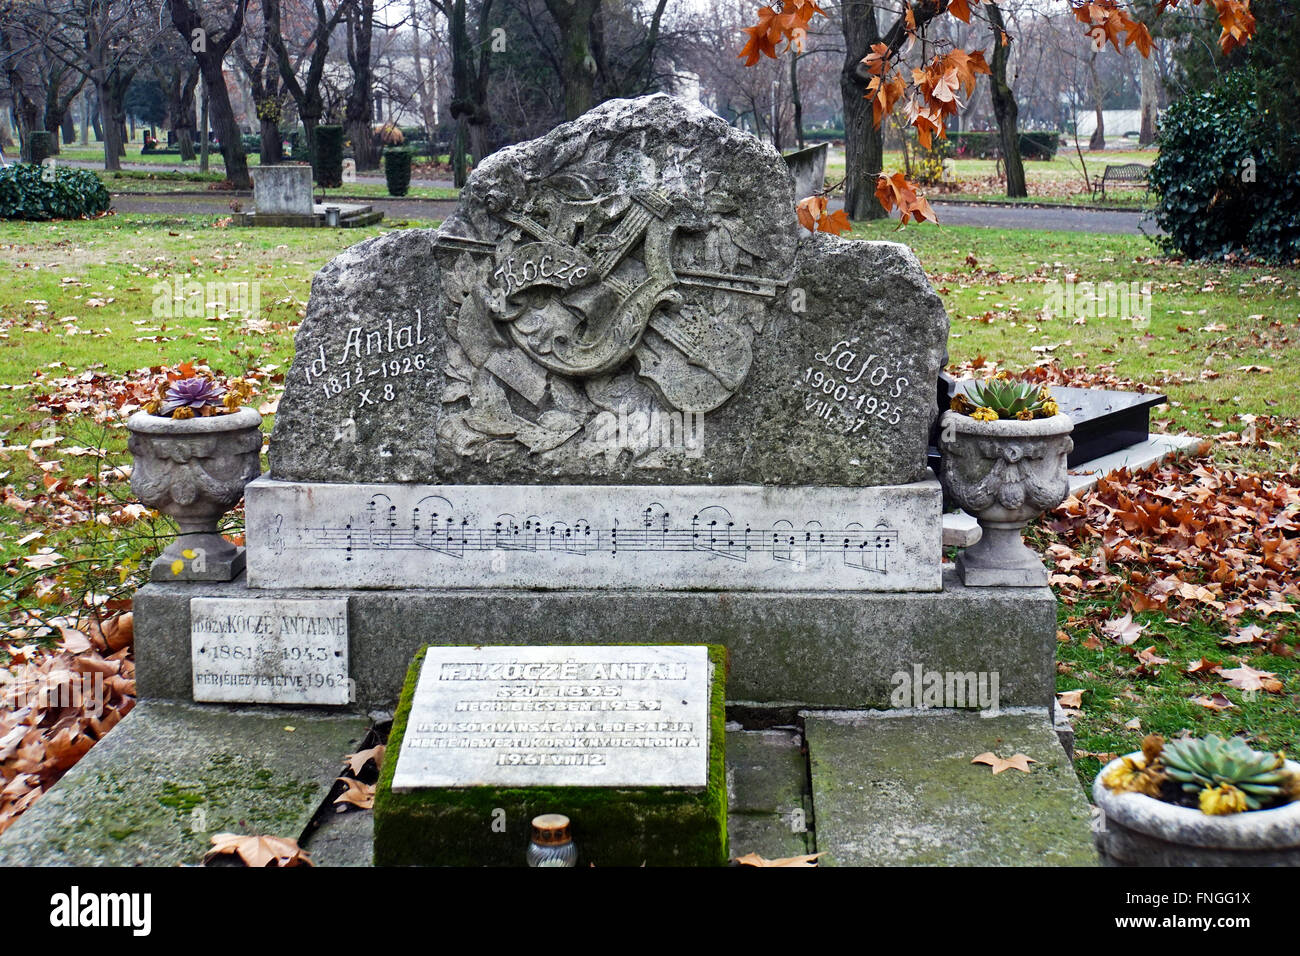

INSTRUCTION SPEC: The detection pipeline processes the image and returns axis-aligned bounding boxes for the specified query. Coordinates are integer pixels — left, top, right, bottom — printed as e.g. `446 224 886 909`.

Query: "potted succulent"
937 374 1073 586
1095 734 1300 866
126 366 263 581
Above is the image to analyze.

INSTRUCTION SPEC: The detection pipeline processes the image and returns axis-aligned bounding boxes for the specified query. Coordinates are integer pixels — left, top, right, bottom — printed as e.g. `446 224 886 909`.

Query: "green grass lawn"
1 211 1297 789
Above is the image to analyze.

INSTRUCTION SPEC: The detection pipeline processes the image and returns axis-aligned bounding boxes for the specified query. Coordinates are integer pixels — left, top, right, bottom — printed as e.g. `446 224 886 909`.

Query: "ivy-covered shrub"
384 147 412 197
315 124 344 188
1151 68 1300 262
0 164 111 220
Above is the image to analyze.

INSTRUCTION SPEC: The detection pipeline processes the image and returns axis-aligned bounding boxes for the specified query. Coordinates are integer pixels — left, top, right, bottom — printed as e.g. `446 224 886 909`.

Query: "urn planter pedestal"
126 409 263 582
937 411 1073 587
1093 753 1300 866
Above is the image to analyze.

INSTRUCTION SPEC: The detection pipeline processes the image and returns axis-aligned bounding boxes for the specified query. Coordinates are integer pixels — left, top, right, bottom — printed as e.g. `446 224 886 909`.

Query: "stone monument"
90 94 1089 868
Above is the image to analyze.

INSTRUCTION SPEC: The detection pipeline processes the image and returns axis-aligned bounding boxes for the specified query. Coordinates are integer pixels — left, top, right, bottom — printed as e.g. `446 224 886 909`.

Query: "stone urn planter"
937 410 1073 586
1093 753 1300 866
126 408 263 581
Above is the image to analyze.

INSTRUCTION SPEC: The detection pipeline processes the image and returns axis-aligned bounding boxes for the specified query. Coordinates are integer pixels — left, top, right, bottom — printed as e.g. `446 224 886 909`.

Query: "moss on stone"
374 644 728 867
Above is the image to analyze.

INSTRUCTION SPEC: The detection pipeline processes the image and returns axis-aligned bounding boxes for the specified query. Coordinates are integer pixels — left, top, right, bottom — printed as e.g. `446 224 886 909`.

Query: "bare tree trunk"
1087 51 1105 150
791 51 804 150
987 3 1026 198
839 0 885 219
168 0 252 189
544 0 600 120
409 0 436 136
1138 51 1158 146
345 0 378 171
98 78 127 171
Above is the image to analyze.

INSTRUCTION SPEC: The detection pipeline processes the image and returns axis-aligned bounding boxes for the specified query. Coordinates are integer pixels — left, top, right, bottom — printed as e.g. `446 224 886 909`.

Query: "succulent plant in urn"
126 365 263 581
937 373 1073 586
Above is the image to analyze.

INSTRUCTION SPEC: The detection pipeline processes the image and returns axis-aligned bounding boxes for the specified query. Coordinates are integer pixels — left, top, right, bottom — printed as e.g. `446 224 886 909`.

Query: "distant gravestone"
266 94 948 489
253 165 313 217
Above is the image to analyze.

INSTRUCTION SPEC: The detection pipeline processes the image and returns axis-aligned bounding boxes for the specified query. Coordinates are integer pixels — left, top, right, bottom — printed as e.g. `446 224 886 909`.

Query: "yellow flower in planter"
172 407 195 420
950 393 974 414
1102 754 1164 797
1041 400 1060 417
971 406 999 423
1016 409 1034 421
1199 783 1249 815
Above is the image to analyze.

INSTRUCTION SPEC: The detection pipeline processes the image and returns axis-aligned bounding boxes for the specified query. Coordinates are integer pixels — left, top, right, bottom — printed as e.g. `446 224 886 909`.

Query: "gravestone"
132 94 1059 720
375 644 726 866
253 165 313 218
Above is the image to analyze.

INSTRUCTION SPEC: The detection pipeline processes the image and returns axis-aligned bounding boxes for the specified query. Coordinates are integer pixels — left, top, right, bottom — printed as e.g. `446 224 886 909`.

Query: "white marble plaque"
244 477 943 591
390 646 711 791
190 597 349 705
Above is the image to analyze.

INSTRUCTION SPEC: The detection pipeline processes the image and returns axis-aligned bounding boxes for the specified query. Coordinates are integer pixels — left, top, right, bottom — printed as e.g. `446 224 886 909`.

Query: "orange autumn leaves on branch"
739 0 1257 228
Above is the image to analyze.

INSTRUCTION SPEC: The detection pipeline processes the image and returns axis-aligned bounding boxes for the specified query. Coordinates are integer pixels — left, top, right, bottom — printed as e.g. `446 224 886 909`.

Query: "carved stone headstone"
268 94 948 489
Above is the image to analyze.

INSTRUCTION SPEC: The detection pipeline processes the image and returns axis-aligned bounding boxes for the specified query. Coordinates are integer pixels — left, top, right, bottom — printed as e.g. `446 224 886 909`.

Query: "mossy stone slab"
0 701 368 866
804 709 1097 866
374 644 728 867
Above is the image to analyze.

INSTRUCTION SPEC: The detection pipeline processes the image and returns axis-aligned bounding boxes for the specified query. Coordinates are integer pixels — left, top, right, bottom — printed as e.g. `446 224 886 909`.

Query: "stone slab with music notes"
244 477 942 591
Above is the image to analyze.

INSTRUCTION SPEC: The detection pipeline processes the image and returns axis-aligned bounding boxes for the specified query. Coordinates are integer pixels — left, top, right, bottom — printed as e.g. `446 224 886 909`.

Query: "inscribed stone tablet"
390 645 710 791
190 597 349 705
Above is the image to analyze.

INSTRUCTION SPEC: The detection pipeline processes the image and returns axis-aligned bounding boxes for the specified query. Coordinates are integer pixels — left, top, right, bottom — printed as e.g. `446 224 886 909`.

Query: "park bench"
1092 162 1150 201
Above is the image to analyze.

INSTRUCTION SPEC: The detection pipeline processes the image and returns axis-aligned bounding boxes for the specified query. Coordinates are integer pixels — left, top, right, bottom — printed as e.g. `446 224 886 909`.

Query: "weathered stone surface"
190 596 349 705
133 568 1056 713
804 709 1096 866
0 701 367 866
243 476 943 591
389 645 711 790
726 727 814 858
253 165 313 216
269 94 947 488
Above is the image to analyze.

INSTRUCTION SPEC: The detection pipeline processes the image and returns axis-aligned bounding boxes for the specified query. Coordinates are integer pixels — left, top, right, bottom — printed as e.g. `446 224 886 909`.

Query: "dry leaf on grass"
1056 689 1084 708
1191 693 1236 711
1215 664 1284 694
733 851 823 867
972 752 1035 774
204 833 313 867
1102 612 1145 646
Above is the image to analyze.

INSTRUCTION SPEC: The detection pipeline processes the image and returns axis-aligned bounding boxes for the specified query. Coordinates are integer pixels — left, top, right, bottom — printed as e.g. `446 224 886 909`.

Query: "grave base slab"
372 645 727 867
803 708 1096 866
134 568 1057 713
0 701 367 866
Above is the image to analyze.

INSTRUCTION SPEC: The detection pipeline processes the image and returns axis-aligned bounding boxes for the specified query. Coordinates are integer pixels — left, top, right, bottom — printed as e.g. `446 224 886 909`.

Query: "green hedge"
1150 68 1300 262
315 124 344 188
0 165 111 220
383 147 412 197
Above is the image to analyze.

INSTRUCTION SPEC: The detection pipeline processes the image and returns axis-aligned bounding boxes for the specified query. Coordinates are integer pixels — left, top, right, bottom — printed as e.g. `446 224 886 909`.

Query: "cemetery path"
825 196 1157 234
111 192 1156 234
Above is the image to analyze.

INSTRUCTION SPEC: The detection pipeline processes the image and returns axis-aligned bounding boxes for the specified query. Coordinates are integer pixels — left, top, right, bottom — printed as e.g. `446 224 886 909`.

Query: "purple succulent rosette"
160 376 226 415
